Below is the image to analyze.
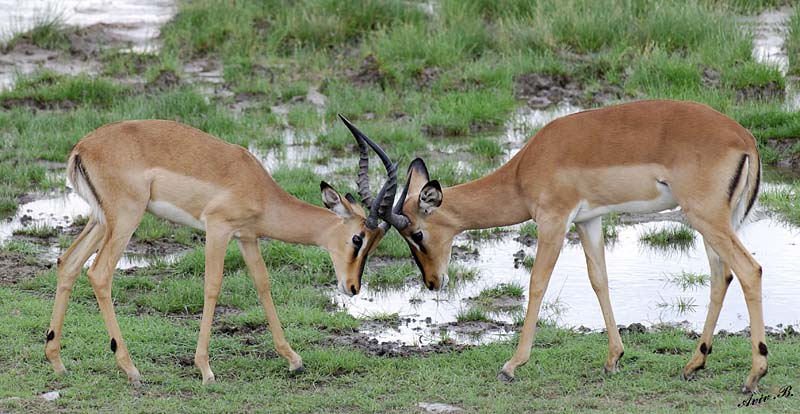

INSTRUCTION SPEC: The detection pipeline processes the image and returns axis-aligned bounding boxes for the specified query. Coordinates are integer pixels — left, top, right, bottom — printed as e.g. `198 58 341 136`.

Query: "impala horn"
338 114 410 231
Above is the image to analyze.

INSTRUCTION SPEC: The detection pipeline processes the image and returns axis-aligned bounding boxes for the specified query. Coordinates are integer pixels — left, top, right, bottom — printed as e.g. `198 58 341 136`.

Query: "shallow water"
0 0 176 89
0 191 179 269
746 6 799 110
335 217 800 345
0 0 176 45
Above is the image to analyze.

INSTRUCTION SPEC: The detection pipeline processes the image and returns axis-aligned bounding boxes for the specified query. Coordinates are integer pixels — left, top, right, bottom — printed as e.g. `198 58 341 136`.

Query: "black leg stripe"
46 330 55 342
110 338 118 353
758 342 768 356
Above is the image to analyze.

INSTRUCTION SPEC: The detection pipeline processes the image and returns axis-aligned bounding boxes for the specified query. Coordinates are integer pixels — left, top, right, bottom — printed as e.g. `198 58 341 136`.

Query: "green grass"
4 284 798 413
788 7 800 76
477 283 525 300
364 262 414 287
759 182 800 226
12 223 58 239
662 272 711 291
639 224 697 250
456 307 491 323
1 1 800 411
1 7 70 51
519 222 538 239
0 240 40 255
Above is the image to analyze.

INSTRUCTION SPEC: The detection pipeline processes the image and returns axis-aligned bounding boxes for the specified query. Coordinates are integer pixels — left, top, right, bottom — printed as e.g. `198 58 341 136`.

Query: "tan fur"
395 100 766 392
47 120 385 385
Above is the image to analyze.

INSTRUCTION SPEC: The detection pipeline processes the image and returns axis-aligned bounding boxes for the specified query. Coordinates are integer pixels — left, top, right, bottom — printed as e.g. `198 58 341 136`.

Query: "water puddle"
0 0 176 90
746 6 799 110
336 217 800 345
1 191 183 271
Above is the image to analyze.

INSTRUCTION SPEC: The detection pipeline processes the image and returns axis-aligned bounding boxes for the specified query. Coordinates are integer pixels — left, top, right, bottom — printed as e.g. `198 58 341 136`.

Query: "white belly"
147 200 205 230
572 181 678 223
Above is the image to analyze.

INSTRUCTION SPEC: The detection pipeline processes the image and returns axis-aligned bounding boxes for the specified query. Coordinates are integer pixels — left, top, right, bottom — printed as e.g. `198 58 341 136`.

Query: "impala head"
386 158 453 291
319 181 386 297
326 115 404 297
338 118 452 291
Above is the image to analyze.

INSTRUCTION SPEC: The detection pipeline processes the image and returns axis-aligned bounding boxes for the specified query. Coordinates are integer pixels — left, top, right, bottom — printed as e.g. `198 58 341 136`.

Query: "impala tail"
67 151 105 223
731 142 761 230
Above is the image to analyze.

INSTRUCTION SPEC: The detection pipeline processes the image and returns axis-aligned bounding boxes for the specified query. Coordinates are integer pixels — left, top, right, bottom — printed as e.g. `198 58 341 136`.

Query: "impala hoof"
290 365 305 376
497 371 514 382
202 374 216 385
603 362 620 374
741 384 757 394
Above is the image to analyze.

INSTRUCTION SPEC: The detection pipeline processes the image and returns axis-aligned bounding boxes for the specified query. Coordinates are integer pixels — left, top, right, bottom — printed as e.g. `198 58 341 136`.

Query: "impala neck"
437 161 531 232
260 183 340 247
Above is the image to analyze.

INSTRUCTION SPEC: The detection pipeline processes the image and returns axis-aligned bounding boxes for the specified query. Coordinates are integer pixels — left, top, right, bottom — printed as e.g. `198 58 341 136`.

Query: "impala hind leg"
194 226 233 384
87 209 145 385
575 216 624 374
499 215 567 381
684 214 766 393
682 241 732 380
45 218 104 374
237 239 303 373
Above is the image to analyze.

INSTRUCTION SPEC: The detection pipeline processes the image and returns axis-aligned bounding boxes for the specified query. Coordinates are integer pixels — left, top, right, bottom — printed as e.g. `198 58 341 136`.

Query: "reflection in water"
335 218 800 345
1 191 183 270
746 6 799 110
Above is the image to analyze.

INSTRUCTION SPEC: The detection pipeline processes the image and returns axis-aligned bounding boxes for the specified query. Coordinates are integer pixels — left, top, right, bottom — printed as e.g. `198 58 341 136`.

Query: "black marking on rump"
57 257 62 266
700 343 708 355
744 155 761 219
73 154 102 207
758 342 768 356
110 338 118 353
46 329 55 342
726 274 734 285
618 351 624 359
728 154 748 203
758 266 762 277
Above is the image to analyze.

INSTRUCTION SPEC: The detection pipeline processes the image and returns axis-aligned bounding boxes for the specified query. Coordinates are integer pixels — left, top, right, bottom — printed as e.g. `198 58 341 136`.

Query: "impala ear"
407 158 430 194
418 180 442 215
321 181 352 218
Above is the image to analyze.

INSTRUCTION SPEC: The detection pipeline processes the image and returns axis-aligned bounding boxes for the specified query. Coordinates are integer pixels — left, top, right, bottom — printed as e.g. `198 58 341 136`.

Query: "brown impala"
355 100 767 393
46 116 398 385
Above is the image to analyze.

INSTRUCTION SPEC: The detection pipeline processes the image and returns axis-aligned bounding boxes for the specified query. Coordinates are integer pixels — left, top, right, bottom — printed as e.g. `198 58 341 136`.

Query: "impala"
46 117 396 385
372 100 767 393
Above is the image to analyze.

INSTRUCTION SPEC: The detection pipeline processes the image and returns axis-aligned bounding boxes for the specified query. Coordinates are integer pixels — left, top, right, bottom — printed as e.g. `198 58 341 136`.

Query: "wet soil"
514 73 626 109
765 139 800 171
324 327 470 357
0 251 52 284
347 54 385 86
736 81 786 102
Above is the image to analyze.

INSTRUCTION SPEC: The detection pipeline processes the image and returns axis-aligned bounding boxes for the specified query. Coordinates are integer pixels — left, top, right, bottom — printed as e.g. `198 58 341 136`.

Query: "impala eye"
411 231 423 244
352 235 363 249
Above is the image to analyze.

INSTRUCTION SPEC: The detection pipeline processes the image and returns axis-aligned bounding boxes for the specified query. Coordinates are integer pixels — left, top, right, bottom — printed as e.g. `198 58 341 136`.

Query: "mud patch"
146 69 181 91
514 73 625 109
765 139 800 171
465 295 523 311
324 329 469 357
736 81 785 102
347 54 385 86
0 251 52 284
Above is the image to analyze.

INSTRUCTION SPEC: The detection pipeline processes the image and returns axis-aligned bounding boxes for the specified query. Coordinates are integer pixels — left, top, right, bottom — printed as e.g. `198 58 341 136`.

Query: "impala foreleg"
195 226 232 385
683 241 732 380
499 216 567 382
86 215 143 385
46 218 104 374
237 239 303 373
575 216 624 374
686 215 766 393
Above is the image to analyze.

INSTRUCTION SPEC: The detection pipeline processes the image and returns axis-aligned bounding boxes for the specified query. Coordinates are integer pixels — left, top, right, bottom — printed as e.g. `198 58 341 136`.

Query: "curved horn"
338 114 410 230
